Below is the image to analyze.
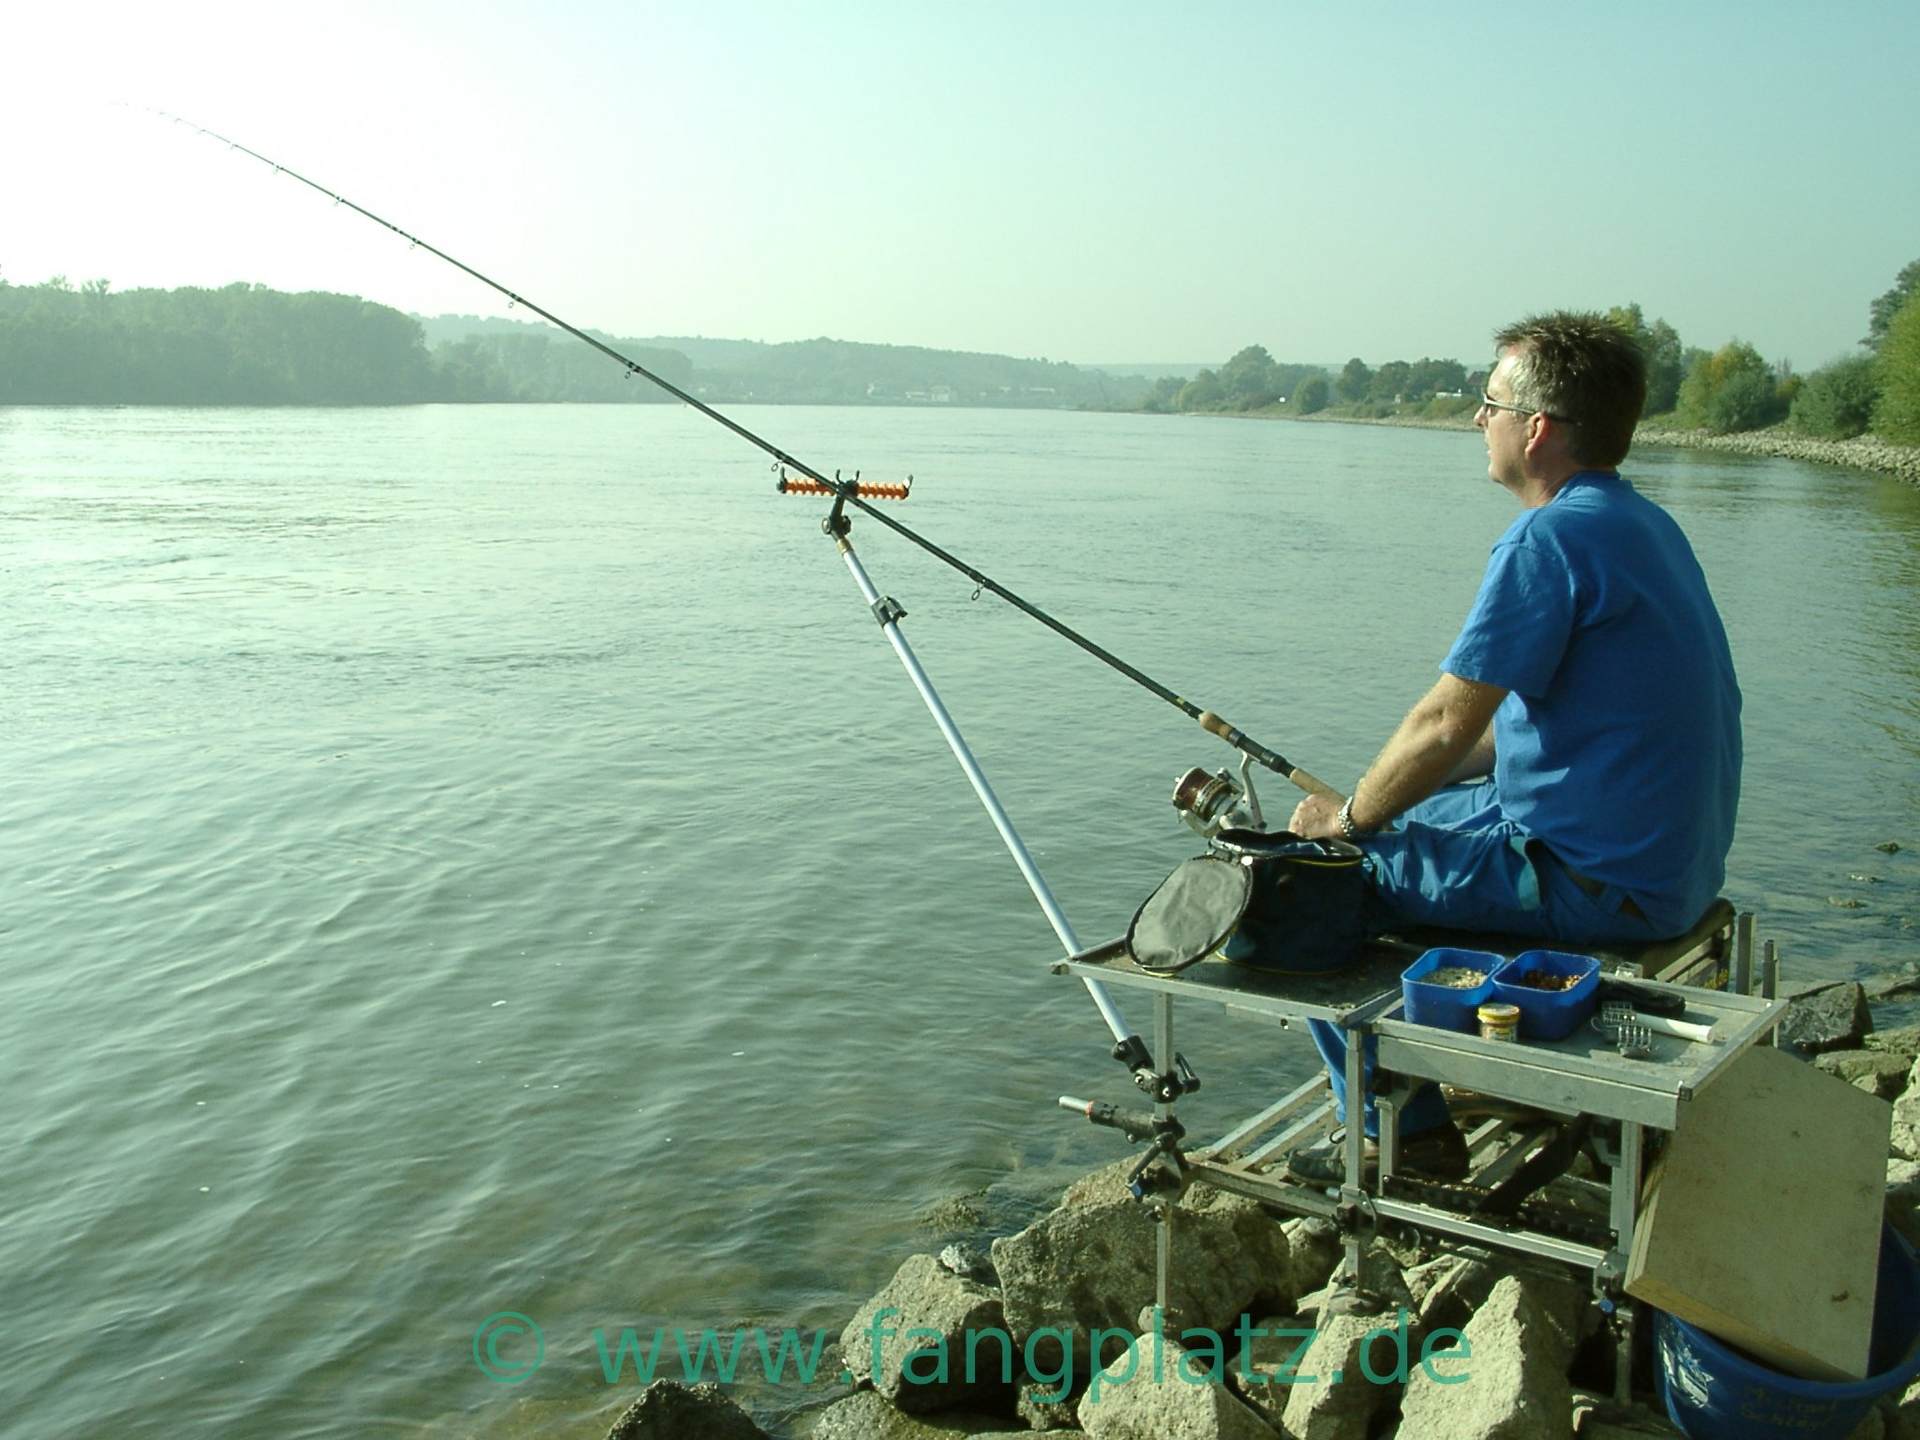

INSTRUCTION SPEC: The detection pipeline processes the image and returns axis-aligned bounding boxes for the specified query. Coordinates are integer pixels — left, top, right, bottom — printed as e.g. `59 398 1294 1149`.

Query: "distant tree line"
0 278 442 404
0 278 699 405
1140 344 1479 422
432 332 692 402
1138 345 1330 414
1652 260 1920 443
6 268 1916 441
614 335 1149 408
0 277 1157 409
1139 261 1920 449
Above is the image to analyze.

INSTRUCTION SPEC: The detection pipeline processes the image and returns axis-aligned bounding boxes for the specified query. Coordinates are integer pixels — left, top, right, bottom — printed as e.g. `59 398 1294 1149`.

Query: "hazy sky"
5 1 1915 370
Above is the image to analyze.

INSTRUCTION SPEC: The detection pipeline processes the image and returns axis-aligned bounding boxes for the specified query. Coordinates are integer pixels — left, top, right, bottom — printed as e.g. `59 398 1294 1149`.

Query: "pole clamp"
871 595 907 627
1113 1036 1200 1104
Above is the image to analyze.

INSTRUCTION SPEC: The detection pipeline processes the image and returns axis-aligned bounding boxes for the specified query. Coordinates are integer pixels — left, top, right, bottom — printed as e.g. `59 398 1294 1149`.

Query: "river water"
3 404 1916 1437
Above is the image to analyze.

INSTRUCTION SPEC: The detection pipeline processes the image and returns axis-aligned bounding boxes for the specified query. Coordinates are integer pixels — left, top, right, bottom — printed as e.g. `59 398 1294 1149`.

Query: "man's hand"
1298 674 1506 842
1288 792 1347 840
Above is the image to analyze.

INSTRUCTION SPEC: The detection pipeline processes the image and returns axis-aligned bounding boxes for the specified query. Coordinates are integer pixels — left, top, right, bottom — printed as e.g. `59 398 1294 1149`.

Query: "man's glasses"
1480 392 1577 423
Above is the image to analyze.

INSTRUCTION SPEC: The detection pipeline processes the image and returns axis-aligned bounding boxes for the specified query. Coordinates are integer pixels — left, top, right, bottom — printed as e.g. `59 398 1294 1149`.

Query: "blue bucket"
1655 1224 1920 1440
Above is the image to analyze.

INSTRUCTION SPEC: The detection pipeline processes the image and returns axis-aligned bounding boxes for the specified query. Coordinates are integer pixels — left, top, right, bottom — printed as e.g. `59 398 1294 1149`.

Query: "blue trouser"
1310 781 1661 1137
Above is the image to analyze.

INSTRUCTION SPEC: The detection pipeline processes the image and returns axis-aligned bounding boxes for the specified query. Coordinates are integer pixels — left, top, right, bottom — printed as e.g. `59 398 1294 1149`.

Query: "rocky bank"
1274 408 1920 489
598 972 1920 1440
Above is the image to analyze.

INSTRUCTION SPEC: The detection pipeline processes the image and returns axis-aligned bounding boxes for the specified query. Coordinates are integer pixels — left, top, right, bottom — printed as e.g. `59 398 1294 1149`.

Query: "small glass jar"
1477 1002 1521 1042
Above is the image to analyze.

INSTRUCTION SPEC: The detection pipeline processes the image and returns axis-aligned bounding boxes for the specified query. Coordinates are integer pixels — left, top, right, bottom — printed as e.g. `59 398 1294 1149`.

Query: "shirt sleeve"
1440 531 1576 699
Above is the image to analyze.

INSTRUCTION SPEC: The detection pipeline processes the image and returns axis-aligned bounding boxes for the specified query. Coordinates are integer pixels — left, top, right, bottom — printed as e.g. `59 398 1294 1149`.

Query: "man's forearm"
1347 677 1505 831
1444 724 1496 785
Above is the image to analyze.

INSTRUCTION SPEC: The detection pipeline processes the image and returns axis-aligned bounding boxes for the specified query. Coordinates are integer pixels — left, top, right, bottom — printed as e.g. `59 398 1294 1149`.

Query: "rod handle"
1283 764 1342 802
1195 711 1340 799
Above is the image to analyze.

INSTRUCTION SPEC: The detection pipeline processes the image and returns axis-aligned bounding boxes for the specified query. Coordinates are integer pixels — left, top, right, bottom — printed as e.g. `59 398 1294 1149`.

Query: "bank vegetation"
1149 261 1920 472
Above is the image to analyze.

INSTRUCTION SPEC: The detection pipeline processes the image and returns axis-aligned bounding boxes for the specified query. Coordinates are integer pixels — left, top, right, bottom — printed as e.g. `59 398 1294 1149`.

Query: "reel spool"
1170 761 1263 837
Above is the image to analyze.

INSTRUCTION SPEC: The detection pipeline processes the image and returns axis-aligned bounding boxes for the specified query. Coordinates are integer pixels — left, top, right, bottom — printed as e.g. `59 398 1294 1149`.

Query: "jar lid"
1476 1002 1521 1022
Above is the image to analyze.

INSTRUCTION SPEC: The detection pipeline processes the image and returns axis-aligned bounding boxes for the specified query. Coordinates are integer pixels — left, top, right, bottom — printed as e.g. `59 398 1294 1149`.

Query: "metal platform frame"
1052 910 1786 1396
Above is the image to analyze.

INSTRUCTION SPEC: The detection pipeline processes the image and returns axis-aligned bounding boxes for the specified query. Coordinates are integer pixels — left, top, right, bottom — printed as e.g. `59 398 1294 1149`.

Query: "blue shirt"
1440 471 1742 934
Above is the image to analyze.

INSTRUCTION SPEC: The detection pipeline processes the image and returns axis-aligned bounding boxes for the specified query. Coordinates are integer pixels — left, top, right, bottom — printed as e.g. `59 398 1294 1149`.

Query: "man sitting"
1282 311 1742 1183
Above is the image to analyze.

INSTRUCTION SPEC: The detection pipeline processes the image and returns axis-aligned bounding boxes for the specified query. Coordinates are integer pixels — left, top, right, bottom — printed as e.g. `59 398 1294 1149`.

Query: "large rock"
1278 1305 1422 1440
1294 1242 1418 1329
1869 972 1920 1004
1074 1331 1278 1440
1889 1160 1920 1251
1404 1255 1491 1337
1893 1060 1920 1161
1866 1025 1920 1063
1012 1384 1078 1431
1224 1312 1316 1431
605 1380 770 1439
1780 981 1875 1055
991 1199 1291 1381
1282 1217 1344 1300
800 1391 1017 1440
1819 1049 1918 1100
1398 1274 1576 1440
1570 1396 1683 1436
1060 1157 1146 1209
842 1254 1015 1413
1402 1258 1583 1356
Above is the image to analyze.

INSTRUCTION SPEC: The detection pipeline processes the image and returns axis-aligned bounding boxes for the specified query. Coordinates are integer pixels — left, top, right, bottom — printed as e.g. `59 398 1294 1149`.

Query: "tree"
1405 357 1466 401
1708 368 1780 433
1369 360 1411 403
1866 259 1920 350
1292 374 1330 414
1676 340 1783 433
1643 320 1685 415
1221 344 1280 408
1874 291 1920 444
1605 303 1685 415
1175 369 1225 412
1789 355 1878 438
1335 357 1372 404
1141 374 1185 414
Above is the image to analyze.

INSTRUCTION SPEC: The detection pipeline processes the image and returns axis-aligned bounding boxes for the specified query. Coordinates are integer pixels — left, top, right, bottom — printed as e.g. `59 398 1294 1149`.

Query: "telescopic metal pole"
831 528 1131 1045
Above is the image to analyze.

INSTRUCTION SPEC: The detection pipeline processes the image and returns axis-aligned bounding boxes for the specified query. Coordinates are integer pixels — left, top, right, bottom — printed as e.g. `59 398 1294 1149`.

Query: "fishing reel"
1170 755 1264 837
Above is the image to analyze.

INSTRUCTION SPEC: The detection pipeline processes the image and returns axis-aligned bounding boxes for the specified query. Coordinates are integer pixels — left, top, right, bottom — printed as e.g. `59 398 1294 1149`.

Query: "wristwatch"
1336 795 1361 842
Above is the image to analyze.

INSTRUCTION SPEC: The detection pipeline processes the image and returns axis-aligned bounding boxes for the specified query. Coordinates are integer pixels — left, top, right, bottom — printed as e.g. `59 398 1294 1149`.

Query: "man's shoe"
1284 1121 1472 1186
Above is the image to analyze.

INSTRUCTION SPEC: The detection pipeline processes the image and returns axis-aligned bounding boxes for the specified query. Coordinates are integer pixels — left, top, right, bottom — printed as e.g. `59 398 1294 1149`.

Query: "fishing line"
155 110 1335 801
160 112 1365 1099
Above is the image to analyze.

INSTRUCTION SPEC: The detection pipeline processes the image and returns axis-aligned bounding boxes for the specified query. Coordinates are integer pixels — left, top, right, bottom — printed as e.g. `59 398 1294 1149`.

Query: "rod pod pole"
830 529 1131 1047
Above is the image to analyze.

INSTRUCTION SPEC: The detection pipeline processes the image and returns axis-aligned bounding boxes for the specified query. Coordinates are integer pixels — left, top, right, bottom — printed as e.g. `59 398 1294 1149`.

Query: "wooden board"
1626 1043 1892 1381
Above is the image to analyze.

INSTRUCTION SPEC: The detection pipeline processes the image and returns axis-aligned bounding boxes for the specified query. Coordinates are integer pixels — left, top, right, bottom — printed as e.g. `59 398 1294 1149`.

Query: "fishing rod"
161 113 1324 1095
156 111 1335 802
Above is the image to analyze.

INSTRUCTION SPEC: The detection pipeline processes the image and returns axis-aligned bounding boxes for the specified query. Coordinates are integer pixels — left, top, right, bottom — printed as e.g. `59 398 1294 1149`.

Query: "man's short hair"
1494 312 1647 468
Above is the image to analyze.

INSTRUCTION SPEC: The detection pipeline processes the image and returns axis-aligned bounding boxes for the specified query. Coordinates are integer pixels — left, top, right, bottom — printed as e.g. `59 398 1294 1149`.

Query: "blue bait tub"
1401 947 1500 1032
1489 949 1601 1041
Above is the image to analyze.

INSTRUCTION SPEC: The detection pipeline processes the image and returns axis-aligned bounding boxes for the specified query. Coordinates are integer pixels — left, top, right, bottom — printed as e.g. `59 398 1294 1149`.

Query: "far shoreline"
1188 404 1920 488
8 396 1916 488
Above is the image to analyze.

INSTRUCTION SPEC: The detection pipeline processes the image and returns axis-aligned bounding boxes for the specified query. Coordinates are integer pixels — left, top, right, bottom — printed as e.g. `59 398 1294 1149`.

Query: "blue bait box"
1401 948 1500 1032
1490 950 1602 1041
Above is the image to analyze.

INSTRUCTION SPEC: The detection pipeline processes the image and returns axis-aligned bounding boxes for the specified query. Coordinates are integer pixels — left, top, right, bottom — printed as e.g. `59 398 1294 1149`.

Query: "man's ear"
1524 412 1563 461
